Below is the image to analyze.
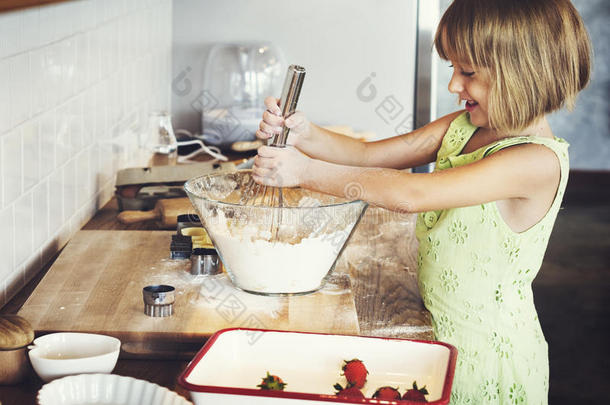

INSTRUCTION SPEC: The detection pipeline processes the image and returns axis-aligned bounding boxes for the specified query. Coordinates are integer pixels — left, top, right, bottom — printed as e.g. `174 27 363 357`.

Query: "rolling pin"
117 198 196 228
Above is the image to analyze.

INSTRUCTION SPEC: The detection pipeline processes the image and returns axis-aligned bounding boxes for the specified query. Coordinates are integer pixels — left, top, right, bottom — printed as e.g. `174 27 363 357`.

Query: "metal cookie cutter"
142 285 175 317
190 248 222 275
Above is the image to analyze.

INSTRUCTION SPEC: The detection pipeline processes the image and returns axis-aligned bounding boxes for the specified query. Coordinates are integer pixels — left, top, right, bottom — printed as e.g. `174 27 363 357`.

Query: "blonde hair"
434 0 592 134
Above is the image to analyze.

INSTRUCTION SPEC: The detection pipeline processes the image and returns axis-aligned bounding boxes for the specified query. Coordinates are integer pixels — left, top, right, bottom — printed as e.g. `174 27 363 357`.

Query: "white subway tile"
1 0 173 303
95 0 106 27
75 33 89 94
98 26 109 79
71 0 86 34
48 168 63 235
87 146 98 202
38 4 55 47
0 205 15 280
1 127 23 206
54 2 75 42
76 150 90 207
116 72 126 122
39 110 56 175
14 192 33 267
8 53 32 128
43 43 62 108
0 11 20 59
83 89 96 144
69 95 84 153
97 179 114 208
88 143 100 199
104 0 116 22
22 119 40 192
124 64 135 113
98 141 113 186
86 31 100 86
59 38 76 102
29 49 46 116
55 102 71 167
20 7 40 51
0 59 10 135
32 179 49 251
95 81 107 138
62 158 77 222
82 0 97 31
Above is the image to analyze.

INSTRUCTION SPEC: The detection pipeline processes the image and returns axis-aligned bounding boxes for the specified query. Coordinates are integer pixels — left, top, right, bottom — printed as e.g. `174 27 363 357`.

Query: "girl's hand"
252 145 311 187
256 96 311 148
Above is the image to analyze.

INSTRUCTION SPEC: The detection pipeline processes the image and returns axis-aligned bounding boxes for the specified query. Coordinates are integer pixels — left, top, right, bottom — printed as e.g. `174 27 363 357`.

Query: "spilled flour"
195 273 284 318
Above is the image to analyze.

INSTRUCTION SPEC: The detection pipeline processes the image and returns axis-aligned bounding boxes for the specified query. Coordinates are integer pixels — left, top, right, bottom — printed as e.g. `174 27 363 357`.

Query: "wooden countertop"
0 198 431 404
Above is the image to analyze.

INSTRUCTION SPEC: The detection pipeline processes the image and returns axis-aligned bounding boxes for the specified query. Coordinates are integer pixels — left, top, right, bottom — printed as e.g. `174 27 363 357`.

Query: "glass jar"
145 111 178 166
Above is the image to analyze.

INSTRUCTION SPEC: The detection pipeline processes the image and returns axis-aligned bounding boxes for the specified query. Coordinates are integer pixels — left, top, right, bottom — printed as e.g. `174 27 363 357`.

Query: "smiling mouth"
464 100 478 112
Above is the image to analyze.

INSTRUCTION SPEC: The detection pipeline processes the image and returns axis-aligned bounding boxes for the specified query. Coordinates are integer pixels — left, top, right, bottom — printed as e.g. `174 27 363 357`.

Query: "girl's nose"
448 71 463 94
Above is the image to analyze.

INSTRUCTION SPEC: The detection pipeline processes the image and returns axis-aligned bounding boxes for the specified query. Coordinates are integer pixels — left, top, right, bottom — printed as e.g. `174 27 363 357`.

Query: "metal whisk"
240 65 306 213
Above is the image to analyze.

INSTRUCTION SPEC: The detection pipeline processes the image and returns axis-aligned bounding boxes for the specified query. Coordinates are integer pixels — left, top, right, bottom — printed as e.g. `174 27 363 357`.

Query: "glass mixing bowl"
184 171 368 295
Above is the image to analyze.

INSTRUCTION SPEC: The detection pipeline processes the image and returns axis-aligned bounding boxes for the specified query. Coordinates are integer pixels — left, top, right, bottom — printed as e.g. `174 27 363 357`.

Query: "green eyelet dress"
416 112 569 405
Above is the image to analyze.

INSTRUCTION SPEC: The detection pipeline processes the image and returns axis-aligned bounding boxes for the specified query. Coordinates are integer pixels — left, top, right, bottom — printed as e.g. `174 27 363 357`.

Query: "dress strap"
483 135 568 159
483 135 570 212
436 112 478 164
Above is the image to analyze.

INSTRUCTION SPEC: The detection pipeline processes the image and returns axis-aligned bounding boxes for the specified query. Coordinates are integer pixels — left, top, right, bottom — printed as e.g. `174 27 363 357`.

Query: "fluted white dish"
28 332 120 382
37 373 192 405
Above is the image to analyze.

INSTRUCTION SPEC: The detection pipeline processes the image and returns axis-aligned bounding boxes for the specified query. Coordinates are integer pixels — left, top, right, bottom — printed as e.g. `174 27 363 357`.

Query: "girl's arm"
299 111 462 169
258 97 462 169
254 142 560 213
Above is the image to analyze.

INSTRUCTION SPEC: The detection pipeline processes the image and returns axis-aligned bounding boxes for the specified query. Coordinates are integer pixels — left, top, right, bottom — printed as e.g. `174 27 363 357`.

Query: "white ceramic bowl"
28 332 121 382
179 328 457 404
37 373 192 405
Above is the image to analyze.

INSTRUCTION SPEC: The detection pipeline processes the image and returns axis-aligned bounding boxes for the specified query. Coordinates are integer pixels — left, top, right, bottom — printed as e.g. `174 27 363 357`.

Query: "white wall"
172 0 418 140
0 0 172 307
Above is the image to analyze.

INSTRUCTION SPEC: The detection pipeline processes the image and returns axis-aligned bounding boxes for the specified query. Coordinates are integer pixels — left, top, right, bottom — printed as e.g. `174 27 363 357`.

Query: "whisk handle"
272 65 306 147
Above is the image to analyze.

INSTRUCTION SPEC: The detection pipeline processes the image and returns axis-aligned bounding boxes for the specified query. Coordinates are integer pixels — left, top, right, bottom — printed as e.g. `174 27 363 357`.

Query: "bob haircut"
434 0 592 134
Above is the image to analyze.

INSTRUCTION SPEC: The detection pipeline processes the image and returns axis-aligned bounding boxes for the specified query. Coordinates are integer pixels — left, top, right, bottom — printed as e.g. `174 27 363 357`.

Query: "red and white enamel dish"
179 328 457 404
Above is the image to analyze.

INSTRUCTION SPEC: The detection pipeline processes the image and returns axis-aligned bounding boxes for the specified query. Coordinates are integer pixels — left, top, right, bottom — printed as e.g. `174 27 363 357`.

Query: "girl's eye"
449 64 475 77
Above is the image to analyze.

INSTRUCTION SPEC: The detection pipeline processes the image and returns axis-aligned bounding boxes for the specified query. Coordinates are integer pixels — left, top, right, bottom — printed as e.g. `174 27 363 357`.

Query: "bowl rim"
178 327 458 405
184 169 369 210
37 373 193 405
28 332 121 360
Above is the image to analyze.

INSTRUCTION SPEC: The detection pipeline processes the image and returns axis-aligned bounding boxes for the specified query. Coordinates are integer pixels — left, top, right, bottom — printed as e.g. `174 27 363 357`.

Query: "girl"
252 0 591 403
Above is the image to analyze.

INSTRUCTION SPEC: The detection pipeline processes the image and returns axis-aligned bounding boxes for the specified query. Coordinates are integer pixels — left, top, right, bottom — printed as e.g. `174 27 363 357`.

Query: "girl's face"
448 61 491 128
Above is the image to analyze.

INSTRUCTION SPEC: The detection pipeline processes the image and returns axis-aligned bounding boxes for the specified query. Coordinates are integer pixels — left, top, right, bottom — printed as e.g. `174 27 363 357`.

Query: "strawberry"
342 359 368 389
257 372 286 391
372 386 401 400
402 381 429 402
334 383 365 398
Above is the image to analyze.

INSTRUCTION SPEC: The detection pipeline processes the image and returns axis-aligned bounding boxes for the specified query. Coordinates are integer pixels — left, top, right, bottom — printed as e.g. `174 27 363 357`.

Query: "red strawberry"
334 383 365 398
372 386 401 400
402 381 429 402
342 359 368 389
257 372 286 391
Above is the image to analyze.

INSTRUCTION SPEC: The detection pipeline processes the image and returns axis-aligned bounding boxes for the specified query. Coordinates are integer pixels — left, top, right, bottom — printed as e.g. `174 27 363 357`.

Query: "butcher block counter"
0 198 432 404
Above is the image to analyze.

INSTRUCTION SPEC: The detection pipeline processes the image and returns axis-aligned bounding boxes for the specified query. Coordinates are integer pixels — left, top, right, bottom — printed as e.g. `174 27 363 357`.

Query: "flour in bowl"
204 209 355 294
